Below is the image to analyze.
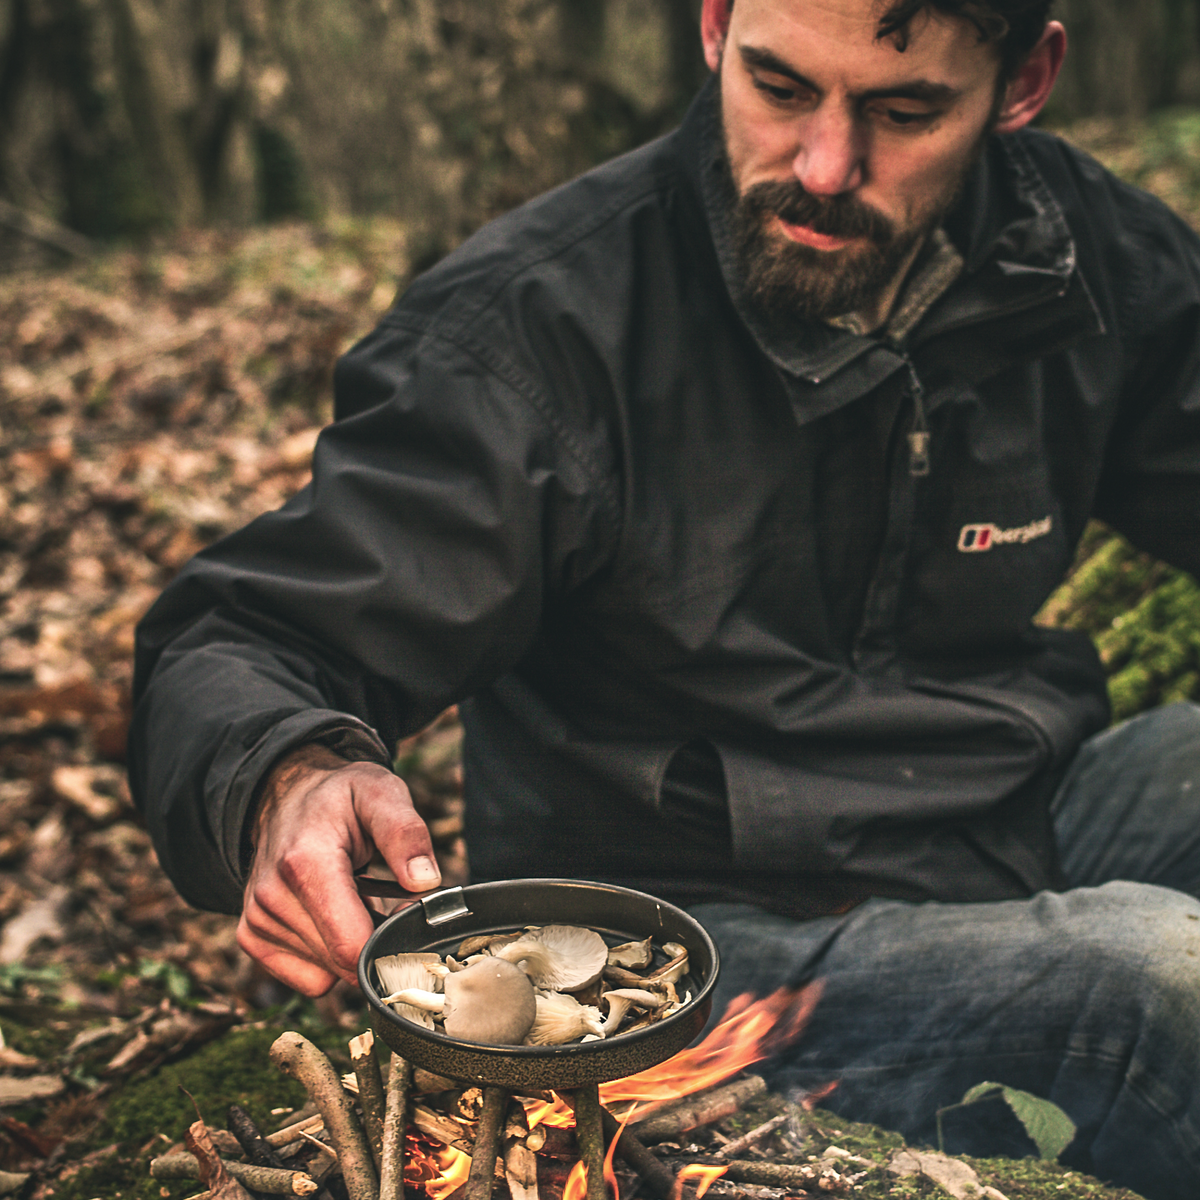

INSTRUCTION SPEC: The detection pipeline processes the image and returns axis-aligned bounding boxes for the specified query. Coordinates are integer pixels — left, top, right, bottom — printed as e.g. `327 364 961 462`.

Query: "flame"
563 1160 589 1200
600 985 822 1110
405 1133 472 1200
415 986 823 1198
524 1094 576 1129
602 1101 641 1200
672 1164 728 1200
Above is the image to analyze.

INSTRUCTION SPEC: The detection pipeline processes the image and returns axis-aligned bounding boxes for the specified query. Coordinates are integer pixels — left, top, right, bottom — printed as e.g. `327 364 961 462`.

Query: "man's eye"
877 107 936 128
753 79 799 104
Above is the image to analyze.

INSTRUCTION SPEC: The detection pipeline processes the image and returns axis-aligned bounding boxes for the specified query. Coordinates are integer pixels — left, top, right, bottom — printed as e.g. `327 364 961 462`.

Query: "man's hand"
237 744 441 996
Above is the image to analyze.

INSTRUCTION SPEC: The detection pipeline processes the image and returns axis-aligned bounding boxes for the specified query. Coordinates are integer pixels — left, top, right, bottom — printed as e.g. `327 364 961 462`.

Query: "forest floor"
0 112 1198 1198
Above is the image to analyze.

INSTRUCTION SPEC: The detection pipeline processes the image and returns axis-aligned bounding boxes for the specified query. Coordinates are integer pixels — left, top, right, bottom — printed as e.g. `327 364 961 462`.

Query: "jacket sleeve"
1093 191 1200 574
129 318 616 913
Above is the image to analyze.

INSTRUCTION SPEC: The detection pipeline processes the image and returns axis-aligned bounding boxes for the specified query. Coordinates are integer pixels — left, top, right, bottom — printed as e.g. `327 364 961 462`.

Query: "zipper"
903 357 931 477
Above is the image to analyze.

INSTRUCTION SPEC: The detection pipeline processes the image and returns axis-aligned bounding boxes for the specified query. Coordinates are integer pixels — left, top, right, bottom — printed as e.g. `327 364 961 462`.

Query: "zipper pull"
904 359 931 477
907 429 931 477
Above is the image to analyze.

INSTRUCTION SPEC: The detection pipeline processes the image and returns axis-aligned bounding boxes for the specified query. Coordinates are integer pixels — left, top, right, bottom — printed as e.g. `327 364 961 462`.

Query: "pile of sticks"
146 1028 852 1200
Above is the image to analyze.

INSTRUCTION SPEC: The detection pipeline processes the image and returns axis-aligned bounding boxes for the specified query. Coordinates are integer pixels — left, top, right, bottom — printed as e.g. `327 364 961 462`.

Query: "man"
130 1 1200 1194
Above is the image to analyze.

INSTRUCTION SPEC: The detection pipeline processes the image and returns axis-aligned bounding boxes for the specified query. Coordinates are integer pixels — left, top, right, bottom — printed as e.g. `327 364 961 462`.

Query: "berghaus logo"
958 516 1053 553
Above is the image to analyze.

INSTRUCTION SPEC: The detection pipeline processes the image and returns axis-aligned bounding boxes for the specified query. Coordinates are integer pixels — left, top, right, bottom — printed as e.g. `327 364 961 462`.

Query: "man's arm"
129 317 616 988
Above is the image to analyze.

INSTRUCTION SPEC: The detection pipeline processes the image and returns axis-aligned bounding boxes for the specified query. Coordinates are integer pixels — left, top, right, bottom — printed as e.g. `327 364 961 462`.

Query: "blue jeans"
691 702 1200 1200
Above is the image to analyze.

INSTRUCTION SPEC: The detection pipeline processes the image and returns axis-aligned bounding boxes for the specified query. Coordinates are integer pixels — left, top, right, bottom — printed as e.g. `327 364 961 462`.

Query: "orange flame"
600 985 822 1110
672 1164 728 1200
416 987 823 1198
602 1101 641 1200
563 1159 589 1200
405 1134 473 1200
524 1094 576 1129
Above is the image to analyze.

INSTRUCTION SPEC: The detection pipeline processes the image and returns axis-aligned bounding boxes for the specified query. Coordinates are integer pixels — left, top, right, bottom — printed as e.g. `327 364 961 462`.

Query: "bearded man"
130 2 1200 1194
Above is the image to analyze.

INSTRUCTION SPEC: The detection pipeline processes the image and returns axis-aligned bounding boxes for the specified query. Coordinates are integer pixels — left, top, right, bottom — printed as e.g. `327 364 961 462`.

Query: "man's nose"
791 105 865 195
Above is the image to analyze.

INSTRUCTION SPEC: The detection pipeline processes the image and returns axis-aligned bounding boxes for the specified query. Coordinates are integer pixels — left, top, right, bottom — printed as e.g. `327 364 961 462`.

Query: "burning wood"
144 984 828 1200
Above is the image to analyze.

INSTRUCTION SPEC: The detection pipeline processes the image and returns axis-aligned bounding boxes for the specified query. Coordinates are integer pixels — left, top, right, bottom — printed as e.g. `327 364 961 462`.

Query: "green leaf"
958 1080 1076 1160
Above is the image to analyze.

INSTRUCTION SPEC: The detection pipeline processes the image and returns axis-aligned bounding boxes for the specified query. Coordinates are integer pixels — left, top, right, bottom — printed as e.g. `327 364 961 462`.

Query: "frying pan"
358 878 719 1090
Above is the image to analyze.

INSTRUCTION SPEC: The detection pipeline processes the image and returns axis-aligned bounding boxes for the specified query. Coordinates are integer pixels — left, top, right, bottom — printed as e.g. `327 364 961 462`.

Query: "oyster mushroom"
374 952 443 1030
599 987 667 1036
446 958 537 1044
606 937 654 970
492 925 608 992
524 992 605 1045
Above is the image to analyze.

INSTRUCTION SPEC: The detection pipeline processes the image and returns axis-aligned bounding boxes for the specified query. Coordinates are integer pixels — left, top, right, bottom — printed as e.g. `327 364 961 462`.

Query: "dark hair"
876 1 1055 77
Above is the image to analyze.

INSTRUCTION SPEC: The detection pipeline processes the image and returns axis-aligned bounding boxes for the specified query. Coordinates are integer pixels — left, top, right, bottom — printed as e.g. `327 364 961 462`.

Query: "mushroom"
606 937 654 970
598 987 667 1036
442 957 537 1044
645 946 689 987
375 952 443 1030
524 992 606 1045
492 925 608 992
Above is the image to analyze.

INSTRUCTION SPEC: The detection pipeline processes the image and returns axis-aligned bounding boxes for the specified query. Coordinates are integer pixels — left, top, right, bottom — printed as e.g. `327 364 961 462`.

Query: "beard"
727 151 978 322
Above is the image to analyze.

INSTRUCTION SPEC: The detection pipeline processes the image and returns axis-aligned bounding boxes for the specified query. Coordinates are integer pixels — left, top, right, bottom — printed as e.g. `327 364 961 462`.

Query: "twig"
464 1086 507 1200
228 1103 287 1169
503 1101 539 1200
600 1107 675 1200
350 1031 387 1169
572 1085 607 1200
151 1153 318 1195
378 1052 412 1200
266 1114 325 1148
712 1114 788 1159
630 1077 767 1143
270 1031 379 1200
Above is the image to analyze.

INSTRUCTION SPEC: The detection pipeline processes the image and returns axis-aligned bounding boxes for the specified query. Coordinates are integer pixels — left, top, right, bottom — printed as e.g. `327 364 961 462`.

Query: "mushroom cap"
492 925 609 992
442 957 537 1045
606 937 654 970
524 992 606 1045
375 952 444 1030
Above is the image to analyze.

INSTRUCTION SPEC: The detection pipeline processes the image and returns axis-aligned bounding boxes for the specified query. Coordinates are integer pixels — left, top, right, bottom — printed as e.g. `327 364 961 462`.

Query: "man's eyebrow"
738 44 959 104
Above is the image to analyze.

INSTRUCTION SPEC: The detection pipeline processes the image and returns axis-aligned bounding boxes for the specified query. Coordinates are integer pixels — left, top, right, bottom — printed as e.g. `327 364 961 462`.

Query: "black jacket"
130 83 1200 917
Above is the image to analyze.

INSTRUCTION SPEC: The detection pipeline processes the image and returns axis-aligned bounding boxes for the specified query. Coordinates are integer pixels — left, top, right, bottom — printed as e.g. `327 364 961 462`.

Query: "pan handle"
355 876 472 926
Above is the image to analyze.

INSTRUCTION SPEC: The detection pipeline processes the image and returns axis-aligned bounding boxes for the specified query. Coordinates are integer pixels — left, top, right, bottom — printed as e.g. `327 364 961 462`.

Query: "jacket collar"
679 78 1104 409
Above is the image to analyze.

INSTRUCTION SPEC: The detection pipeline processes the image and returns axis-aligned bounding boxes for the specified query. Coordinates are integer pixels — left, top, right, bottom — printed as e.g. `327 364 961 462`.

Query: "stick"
270 1031 379 1200
266 1114 325 1148
713 1160 830 1188
573 1084 607 1200
350 1032 387 1170
600 1108 675 1200
228 1104 288 1168
712 1113 788 1159
630 1077 766 1143
0 197 93 258
378 1052 412 1200
151 1154 318 1195
503 1101 539 1200
464 1086 507 1200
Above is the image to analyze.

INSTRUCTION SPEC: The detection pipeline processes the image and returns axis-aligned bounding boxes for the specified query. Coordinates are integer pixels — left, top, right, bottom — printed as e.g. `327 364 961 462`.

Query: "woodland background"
0 2 1198 1198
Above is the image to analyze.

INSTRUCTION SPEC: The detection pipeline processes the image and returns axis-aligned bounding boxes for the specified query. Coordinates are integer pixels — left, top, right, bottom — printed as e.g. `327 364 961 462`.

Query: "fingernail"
408 855 440 884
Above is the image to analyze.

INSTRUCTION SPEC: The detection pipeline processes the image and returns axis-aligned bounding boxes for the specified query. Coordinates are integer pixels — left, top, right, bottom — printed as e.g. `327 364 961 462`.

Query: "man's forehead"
728 0 1000 85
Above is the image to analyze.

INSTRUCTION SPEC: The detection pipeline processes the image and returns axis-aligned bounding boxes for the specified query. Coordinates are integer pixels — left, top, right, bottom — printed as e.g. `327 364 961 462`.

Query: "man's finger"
238 917 339 996
355 775 443 892
274 841 377 979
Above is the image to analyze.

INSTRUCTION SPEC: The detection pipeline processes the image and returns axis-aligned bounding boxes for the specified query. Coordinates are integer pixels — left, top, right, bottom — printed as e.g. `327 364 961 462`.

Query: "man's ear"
700 0 734 73
993 21 1067 134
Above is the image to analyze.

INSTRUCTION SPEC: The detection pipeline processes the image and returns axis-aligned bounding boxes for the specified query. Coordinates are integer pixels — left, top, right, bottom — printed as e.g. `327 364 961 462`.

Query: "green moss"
102 1025 312 1142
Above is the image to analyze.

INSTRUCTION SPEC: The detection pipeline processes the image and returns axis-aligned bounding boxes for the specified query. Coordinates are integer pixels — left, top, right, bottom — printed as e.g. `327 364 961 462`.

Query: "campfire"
148 986 843 1200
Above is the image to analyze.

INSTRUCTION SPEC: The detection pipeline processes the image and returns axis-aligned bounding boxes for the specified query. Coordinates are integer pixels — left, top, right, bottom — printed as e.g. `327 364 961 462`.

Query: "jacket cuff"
223 710 393 890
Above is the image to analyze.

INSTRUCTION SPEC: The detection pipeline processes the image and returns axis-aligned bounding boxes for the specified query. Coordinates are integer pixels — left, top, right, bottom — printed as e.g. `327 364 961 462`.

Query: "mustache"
738 179 895 245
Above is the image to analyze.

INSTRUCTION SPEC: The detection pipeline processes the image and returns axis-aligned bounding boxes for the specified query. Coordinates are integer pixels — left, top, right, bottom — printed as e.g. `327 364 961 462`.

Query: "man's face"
709 0 1006 319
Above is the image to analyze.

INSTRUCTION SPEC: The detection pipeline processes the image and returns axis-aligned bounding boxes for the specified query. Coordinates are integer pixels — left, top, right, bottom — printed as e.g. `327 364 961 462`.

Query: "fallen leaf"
889 1148 1009 1200
0 887 69 963
0 1075 65 1106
